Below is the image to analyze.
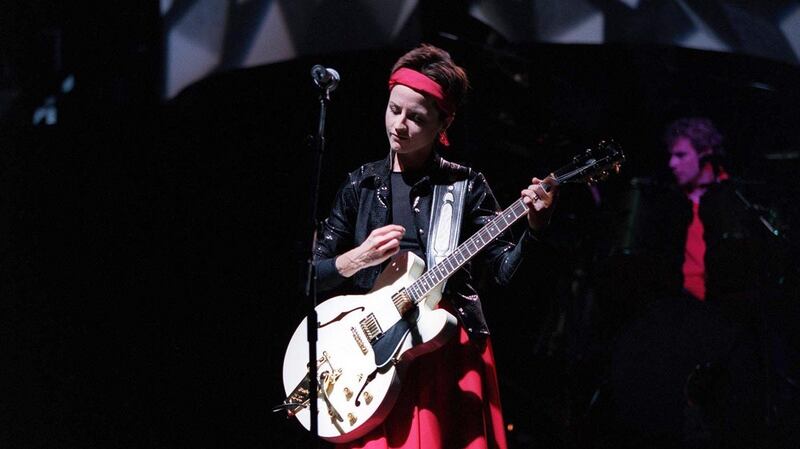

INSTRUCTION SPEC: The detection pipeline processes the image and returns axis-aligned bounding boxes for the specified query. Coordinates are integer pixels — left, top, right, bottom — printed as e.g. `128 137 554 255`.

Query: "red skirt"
336 321 508 449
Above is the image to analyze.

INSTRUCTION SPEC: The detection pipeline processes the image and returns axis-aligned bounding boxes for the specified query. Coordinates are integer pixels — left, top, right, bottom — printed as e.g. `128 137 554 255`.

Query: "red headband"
388 68 456 117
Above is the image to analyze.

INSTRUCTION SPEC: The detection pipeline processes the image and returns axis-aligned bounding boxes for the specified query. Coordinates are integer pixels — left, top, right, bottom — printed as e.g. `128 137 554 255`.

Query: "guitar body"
282 251 458 443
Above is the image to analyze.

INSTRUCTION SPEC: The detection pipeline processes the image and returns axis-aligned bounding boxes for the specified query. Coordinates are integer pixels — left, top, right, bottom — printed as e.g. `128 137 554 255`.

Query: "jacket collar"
360 151 452 190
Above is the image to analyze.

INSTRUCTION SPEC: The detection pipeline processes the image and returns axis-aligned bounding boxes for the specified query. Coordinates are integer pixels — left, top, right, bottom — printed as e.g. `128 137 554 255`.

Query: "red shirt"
683 201 706 300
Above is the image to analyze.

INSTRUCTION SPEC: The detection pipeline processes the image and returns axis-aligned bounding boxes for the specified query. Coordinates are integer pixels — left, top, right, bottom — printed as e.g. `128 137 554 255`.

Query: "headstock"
552 140 624 186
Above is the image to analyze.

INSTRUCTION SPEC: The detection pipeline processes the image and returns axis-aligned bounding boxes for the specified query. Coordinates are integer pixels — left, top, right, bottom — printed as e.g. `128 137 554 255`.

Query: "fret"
417 277 428 292
516 200 528 215
467 231 482 247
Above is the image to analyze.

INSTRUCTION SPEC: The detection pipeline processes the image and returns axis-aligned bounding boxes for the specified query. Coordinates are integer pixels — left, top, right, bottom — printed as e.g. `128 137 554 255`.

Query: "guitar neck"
405 197 530 303
402 141 622 305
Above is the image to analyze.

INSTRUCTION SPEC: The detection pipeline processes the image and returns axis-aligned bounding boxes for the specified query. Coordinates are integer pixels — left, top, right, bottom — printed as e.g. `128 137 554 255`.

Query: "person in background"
665 116 730 301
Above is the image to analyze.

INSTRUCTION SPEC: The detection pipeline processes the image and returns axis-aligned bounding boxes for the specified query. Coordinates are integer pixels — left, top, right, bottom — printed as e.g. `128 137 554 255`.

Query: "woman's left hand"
521 176 558 231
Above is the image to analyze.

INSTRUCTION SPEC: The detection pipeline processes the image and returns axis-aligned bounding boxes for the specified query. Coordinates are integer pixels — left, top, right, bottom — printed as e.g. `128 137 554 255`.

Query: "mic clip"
311 65 340 97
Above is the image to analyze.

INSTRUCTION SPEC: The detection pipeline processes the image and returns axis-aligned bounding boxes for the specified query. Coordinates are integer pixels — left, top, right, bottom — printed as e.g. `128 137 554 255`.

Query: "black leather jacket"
314 153 548 340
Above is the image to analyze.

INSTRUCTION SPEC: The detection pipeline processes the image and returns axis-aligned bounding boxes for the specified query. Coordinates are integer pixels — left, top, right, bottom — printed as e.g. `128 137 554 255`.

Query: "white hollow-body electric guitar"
280 141 623 442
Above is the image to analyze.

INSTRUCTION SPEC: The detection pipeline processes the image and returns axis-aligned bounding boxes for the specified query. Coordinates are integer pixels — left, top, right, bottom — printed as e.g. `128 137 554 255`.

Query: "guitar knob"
363 391 373 405
343 387 353 400
348 413 357 425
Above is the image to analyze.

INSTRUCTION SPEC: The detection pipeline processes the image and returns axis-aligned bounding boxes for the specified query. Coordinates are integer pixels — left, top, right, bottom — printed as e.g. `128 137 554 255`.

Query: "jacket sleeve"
465 172 552 286
314 175 359 292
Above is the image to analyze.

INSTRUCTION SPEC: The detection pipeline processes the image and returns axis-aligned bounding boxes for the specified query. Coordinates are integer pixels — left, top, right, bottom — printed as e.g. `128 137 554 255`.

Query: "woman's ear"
442 115 454 131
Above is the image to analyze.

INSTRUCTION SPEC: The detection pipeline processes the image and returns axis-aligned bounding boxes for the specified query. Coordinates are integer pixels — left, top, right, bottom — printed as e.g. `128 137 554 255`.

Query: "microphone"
311 65 340 92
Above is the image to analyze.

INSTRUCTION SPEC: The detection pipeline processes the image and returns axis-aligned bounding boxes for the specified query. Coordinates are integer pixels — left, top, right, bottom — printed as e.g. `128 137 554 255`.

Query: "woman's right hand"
335 225 406 278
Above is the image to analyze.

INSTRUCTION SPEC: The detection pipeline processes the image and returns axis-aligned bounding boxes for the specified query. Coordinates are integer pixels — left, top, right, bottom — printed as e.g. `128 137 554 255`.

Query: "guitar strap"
426 176 468 286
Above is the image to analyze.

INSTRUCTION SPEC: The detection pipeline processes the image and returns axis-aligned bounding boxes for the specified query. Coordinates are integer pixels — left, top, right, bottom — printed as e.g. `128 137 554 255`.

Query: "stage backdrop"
161 0 800 98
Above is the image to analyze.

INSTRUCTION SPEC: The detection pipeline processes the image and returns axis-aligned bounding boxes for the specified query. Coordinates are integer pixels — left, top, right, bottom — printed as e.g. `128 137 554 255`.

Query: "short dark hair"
664 117 724 157
391 44 470 113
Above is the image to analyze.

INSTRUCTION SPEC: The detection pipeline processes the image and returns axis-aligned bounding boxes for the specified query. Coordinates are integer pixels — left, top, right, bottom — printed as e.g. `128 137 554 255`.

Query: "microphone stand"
304 75 335 448
734 189 788 242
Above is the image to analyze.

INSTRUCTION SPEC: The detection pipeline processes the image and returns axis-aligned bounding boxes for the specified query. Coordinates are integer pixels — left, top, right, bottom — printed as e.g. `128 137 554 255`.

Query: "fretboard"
404 197 530 304
400 156 603 304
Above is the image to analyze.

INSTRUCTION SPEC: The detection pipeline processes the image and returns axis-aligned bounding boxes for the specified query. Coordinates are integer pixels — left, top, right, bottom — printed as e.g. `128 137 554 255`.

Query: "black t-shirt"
391 171 423 258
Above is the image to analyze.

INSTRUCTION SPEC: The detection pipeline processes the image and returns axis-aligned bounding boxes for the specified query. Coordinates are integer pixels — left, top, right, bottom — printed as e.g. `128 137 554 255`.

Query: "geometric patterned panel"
161 0 800 99
469 0 800 63
161 0 420 98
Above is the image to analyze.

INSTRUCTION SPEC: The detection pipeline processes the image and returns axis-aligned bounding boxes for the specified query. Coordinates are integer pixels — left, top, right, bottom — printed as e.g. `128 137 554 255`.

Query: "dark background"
3 2 800 448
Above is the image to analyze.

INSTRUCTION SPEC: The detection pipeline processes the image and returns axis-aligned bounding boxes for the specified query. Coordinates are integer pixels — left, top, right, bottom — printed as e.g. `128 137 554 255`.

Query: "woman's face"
385 84 445 159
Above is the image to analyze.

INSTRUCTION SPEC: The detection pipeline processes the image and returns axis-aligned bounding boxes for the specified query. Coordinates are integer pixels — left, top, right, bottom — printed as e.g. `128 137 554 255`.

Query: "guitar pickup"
359 313 384 343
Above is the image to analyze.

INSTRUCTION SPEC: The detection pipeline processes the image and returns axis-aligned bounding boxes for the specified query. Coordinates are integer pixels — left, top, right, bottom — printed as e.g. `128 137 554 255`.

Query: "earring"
438 130 450 147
